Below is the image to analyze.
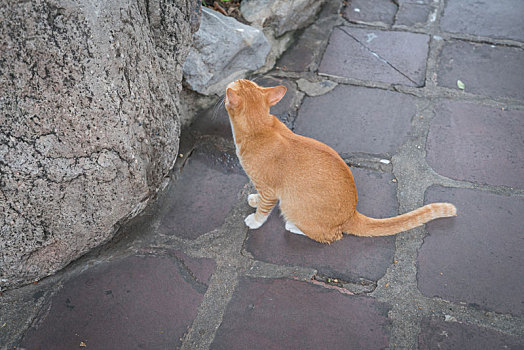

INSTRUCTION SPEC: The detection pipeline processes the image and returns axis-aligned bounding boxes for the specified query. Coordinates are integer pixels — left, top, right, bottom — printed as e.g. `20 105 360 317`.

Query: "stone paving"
2 0 524 349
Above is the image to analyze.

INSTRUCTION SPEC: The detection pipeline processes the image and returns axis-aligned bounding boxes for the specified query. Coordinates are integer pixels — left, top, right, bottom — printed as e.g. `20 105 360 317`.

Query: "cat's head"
224 80 287 119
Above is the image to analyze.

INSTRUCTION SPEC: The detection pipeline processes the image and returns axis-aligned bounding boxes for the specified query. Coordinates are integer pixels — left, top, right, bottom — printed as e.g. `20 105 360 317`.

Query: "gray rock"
241 0 325 37
0 0 198 290
183 8 270 96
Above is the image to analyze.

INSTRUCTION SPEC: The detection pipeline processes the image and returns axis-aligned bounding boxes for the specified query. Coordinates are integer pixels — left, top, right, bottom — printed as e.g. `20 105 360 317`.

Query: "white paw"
285 221 306 236
248 194 259 208
244 213 266 229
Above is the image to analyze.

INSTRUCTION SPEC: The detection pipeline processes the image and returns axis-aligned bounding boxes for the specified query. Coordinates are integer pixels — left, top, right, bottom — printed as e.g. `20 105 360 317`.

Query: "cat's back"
241 116 355 192
277 129 356 192
277 130 358 225
268 116 341 159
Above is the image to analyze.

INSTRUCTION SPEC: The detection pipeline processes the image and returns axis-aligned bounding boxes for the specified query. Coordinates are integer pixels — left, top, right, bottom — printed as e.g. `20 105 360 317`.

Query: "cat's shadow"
244 210 396 282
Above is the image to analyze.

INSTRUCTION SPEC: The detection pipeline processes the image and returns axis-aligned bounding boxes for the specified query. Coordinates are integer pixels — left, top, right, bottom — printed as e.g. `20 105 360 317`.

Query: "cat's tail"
343 203 457 237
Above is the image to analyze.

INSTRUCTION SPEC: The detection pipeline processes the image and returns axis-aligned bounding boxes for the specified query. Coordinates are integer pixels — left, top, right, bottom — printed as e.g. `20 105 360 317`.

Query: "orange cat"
225 79 456 243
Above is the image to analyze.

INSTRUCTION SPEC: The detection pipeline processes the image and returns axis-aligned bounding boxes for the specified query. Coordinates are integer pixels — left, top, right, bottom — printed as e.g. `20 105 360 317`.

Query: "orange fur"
225 80 456 243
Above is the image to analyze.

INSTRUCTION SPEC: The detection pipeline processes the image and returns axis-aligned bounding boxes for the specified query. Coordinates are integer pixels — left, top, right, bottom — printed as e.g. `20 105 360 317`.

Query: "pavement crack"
174 258 209 295
178 146 195 172
342 152 394 173
312 274 377 295
180 264 240 350
391 0 401 26
140 249 209 294
338 26 419 86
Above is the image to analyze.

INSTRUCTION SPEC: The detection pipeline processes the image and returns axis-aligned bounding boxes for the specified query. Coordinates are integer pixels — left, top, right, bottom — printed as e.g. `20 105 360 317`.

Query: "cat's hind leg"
285 220 306 236
306 227 343 244
288 221 343 243
245 214 266 229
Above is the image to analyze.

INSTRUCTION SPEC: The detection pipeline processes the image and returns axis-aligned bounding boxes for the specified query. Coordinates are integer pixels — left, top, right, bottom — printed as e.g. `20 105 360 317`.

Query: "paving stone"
277 41 317 73
344 0 398 26
295 84 416 155
212 277 392 349
395 2 433 27
440 0 524 42
419 317 524 349
319 26 429 87
19 253 216 349
427 100 524 188
351 168 399 219
157 147 248 239
437 41 524 100
276 11 335 72
418 186 524 316
245 167 397 282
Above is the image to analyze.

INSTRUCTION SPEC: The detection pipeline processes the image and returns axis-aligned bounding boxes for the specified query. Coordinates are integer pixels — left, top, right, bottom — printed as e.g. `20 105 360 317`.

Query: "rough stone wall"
0 0 198 290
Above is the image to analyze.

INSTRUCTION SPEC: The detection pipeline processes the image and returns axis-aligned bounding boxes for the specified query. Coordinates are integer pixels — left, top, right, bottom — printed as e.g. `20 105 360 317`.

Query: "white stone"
183 8 271 96
444 315 457 322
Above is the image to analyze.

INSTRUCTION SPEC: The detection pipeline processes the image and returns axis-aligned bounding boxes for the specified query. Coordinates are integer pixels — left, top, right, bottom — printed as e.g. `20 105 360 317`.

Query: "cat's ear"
225 88 240 108
265 86 287 106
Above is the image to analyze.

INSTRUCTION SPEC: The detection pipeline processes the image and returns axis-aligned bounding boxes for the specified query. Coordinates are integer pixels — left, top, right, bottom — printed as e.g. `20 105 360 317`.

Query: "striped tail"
344 203 457 237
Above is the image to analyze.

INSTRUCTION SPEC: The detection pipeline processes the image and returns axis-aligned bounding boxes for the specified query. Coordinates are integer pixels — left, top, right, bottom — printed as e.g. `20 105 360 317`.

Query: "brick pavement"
2 0 523 349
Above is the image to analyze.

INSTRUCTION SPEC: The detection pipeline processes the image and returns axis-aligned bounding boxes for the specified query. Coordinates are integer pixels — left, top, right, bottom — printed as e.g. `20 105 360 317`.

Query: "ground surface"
1 0 523 349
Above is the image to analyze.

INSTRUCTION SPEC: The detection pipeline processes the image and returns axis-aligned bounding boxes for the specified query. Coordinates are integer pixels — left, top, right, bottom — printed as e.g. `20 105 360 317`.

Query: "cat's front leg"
247 194 260 208
244 213 267 229
244 190 277 229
